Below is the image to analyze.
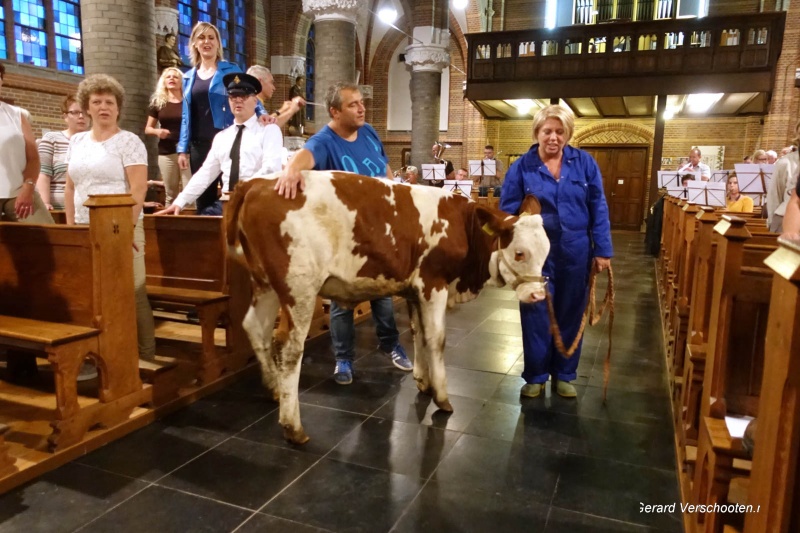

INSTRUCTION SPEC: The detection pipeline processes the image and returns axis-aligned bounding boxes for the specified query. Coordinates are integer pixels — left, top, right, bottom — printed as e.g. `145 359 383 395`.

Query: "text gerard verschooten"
640 503 761 514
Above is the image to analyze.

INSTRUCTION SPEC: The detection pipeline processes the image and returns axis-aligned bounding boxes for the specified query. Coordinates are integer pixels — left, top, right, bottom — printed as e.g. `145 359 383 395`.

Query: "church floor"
0 233 683 533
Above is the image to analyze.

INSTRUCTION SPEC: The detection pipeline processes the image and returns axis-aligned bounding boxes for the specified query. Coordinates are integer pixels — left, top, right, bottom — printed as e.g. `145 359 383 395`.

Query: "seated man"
476 145 505 198
157 73 283 216
404 165 419 184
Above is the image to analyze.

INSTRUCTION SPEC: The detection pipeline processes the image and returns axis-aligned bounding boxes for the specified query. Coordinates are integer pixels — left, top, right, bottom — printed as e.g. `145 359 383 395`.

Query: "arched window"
305 24 315 121
177 0 247 69
0 0 83 74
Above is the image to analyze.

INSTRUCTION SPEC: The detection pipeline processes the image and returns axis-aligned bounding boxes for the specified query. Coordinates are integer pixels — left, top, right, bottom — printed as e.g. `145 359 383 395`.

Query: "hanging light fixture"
452 0 469 9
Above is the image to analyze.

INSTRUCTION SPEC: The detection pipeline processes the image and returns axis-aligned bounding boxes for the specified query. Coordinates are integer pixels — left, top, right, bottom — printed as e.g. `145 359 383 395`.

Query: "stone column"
302 0 363 106
81 0 156 136
405 30 450 169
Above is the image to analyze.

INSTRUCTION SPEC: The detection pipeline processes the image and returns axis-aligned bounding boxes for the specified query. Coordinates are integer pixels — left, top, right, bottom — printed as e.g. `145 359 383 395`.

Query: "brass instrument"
432 141 451 164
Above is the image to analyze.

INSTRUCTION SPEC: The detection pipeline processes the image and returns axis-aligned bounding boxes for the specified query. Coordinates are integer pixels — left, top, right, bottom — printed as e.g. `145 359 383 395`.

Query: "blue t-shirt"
304 123 388 177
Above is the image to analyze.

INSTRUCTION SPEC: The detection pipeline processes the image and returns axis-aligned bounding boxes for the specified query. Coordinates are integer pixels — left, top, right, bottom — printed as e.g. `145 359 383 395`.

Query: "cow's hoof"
434 398 454 412
282 425 310 445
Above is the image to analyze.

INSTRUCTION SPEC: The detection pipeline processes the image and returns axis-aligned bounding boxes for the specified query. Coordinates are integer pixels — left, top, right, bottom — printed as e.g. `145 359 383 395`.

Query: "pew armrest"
147 286 229 306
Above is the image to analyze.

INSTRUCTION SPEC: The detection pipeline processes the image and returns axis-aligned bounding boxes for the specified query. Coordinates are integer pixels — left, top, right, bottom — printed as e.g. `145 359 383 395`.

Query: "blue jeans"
197 200 222 216
330 297 399 361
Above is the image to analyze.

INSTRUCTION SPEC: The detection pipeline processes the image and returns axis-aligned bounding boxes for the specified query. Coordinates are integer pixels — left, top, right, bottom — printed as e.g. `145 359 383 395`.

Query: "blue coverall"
500 144 613 385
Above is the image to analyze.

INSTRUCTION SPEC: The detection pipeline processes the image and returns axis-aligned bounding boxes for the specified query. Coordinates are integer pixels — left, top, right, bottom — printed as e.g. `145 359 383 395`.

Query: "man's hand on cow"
155 204 182 216
275 169 305 199
594 257 611 273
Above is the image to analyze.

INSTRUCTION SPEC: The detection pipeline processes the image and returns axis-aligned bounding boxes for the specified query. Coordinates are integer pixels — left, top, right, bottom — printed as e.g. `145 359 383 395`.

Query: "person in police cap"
157 72 283 215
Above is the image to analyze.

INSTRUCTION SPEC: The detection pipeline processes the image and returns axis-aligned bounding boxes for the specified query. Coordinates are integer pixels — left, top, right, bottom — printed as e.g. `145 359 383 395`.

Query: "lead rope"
545 265 615 401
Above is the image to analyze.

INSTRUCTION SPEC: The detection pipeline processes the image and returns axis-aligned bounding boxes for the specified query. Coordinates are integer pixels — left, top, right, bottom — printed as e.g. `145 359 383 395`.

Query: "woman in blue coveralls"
500 104 613 399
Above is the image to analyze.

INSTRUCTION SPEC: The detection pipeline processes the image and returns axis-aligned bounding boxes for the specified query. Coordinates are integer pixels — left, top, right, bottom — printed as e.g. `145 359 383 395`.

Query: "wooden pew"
690 217 777 533
143 214 244 385
741 237 800 533
0 423 16 477
0 195 151 451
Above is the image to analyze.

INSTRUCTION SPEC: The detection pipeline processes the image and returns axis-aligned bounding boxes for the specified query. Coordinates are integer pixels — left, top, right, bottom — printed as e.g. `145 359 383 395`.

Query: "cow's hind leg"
408 300 431 394
420 291 452 412
242 288 281 401
274 295 317 444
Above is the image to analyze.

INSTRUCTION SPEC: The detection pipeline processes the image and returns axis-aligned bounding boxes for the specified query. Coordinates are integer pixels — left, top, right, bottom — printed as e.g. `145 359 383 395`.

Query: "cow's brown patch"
330 173 427 283
231 179 307 326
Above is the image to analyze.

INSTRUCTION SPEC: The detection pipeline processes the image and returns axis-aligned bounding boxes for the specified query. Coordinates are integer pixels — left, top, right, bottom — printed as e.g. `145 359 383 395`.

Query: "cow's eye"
514 251 525 262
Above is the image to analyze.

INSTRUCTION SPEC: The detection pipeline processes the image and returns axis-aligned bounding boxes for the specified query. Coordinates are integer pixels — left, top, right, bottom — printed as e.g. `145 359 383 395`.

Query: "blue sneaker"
381 343 413 371
334 360 353 385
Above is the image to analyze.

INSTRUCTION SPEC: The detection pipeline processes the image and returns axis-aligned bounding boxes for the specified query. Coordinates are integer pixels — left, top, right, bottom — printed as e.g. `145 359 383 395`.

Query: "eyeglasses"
66 110 85 116
227 95 251 102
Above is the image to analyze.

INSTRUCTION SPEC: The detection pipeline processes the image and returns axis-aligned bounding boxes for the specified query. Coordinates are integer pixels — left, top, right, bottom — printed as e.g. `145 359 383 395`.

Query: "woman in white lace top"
65 74 155 361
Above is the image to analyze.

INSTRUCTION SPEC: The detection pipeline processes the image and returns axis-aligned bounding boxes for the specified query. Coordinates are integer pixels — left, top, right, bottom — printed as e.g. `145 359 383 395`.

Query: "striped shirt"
38 130 71 209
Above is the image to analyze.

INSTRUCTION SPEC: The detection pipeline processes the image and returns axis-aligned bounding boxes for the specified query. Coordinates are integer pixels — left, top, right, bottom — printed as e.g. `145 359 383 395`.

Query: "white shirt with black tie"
173 114 283 209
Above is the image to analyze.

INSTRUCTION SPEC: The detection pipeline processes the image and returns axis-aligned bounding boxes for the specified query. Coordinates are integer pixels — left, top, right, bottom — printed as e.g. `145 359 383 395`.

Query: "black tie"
228 124 245 191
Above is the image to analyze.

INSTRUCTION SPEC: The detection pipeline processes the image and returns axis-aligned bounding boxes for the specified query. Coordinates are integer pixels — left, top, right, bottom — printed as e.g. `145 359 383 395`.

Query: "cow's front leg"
408 300 431 394
243 288 281 401
420 290 452 412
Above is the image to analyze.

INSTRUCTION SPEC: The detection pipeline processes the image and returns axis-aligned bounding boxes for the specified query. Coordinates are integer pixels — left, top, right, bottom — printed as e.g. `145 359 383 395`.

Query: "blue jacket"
500 144 614 259
177 61 264 153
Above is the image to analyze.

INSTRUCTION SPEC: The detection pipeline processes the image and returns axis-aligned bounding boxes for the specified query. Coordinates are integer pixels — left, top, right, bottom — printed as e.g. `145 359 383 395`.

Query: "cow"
225 171 550 444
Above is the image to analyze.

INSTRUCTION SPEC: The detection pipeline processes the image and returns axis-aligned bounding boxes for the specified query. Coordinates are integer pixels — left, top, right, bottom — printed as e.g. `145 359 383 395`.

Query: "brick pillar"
405 29 450 168
302 0 363 100
81 0 156 136
763 2 800 148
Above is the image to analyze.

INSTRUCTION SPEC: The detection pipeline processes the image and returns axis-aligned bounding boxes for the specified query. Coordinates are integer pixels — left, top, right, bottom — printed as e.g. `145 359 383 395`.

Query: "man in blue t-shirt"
277 82 412 385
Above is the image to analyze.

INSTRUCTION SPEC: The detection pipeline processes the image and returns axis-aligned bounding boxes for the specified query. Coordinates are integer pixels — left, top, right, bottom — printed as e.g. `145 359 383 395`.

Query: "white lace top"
66 130 147 224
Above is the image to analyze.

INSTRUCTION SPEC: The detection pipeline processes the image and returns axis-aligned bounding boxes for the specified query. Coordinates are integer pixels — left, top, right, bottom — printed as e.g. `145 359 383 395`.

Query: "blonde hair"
189 22 223 67
150 67 184 109
531 104 575 144
77 74 125 120
752 149 767 161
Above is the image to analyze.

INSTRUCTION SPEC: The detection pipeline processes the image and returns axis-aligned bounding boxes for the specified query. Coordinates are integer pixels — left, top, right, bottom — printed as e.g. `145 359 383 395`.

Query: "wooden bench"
0 423 15 477
143 214 242 385
739 235 800 533
0 195 151 451
690 217 778 533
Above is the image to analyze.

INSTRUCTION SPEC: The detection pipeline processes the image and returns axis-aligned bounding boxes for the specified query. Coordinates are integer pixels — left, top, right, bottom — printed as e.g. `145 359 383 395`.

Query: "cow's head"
478 196 550 303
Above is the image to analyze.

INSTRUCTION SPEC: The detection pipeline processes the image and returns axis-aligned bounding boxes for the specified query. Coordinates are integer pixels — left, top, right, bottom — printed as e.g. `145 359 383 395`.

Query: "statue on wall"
288 75 306 136
157 33 185 73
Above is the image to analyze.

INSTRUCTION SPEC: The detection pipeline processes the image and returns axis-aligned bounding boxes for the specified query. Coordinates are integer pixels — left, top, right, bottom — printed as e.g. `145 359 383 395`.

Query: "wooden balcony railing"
465 12 786 99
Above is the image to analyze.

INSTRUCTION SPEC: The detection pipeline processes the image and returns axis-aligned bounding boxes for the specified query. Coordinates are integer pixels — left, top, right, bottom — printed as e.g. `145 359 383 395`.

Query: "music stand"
686 181 707 204
658 171 680 188
421 164 446 184
667 186 686 199
444 180 473 197
709 170 730 183
705 182 727 207
469 160 496 197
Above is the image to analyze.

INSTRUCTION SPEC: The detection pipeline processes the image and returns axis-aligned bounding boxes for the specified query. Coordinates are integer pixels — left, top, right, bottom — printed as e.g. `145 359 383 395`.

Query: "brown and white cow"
226 171 549 444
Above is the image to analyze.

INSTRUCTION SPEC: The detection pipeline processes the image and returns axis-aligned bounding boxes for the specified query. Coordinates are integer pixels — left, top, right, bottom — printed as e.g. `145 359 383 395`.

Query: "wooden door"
583 146 648 231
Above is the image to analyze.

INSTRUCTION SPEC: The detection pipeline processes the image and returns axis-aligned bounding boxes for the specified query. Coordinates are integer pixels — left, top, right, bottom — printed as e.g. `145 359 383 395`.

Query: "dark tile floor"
0 233 684 532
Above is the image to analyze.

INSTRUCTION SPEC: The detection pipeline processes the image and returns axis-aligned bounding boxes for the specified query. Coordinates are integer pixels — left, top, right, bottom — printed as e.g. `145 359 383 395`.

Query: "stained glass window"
13 0 48 67
306 25 315 121
5 0 83 72
177 0 246 68
53 0 82 73
0 5 6 59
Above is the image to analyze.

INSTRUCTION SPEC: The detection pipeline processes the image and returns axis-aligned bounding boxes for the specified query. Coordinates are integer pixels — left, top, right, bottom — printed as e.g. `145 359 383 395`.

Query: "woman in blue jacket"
177 22 264 215
500 104 613 399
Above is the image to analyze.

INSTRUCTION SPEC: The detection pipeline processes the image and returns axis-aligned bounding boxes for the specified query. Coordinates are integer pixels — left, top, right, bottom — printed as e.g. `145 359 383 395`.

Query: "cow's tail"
225 179 259 259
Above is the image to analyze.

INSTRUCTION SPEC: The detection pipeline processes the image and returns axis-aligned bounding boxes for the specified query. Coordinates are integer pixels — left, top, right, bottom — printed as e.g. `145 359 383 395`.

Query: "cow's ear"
475 205 514 237
520 194 542 216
